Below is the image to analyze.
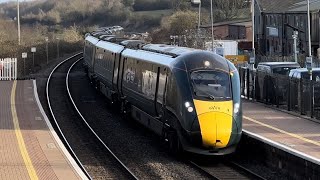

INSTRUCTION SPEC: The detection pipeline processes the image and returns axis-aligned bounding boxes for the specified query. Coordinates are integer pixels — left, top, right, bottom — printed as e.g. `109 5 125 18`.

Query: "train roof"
85 35 100 44
142 44 197 57
258 62 300 67
122 48 174 67
120 40 146 49
290 68 320 72
96 40 124 53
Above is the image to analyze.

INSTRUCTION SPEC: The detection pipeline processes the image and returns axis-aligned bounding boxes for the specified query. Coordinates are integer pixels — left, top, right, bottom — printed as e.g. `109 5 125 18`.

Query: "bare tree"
212 0 247 20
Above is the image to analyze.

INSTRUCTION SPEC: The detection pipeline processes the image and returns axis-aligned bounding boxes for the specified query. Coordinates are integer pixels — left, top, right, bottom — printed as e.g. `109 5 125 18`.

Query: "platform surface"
243 99 320 161
0 80 86 180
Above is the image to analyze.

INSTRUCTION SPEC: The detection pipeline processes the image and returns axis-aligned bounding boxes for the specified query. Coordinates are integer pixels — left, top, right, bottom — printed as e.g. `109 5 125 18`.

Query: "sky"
0 0 34 4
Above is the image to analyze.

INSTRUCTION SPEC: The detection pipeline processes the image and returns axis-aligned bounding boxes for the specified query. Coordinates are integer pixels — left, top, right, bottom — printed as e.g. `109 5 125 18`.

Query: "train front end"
174 51 242 155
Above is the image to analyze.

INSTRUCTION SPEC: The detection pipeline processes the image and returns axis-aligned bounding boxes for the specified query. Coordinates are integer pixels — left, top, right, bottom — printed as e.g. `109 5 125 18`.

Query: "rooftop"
257 0 320 13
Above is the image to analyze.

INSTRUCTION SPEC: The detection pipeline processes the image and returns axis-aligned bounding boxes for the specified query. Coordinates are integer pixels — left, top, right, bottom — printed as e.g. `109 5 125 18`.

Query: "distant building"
202 19 252 41
253 0 320 61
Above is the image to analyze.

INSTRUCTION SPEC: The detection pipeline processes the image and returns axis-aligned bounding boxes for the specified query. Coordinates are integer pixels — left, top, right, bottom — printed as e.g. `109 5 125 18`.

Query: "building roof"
201 19 251 28
256 0 301 13
288 0 320 12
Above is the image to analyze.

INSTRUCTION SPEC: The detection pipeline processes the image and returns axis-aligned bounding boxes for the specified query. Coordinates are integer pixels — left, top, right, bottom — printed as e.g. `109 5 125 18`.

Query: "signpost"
22 52 27 76
292 31 298 63
31 47 36 71
45 37 49 64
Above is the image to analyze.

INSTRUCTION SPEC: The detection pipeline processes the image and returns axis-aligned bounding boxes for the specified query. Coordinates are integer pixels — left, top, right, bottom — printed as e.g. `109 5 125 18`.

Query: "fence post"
311 80 314 118
246 68 250 100
300 79 303 115
241 68 245 96
287 77 291 111
276 76 279 108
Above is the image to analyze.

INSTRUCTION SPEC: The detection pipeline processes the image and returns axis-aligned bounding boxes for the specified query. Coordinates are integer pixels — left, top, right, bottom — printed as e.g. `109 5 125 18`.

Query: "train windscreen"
190 70 232 100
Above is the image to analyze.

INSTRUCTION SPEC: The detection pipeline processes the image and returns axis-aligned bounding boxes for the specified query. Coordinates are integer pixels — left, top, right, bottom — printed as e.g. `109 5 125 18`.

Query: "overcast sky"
0 0 34 4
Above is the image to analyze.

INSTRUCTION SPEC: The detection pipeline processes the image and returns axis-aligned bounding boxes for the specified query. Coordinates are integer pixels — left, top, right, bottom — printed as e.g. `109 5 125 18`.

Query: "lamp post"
56 37 60 58
31 47 36 71
17 0 21 45
191 0 202 47
251 0 256 68
307 0 314 117
292 31 298 63
45 37 49 64
210 0 214 51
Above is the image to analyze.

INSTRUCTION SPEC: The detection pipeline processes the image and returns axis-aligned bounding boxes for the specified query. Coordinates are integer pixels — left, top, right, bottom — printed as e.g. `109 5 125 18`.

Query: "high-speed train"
83 31 242 155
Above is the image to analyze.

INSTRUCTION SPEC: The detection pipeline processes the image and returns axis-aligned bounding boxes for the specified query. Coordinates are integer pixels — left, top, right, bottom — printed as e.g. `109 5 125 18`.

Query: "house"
201 19 252 41
253 0 320 61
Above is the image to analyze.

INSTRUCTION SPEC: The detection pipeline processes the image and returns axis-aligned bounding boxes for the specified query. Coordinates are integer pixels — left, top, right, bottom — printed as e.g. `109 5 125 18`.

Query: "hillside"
0 0 250 32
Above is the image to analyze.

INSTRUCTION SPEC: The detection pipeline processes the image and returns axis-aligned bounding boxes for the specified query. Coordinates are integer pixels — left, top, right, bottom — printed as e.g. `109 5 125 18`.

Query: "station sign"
191 0 201 4
267 27 279 37
31 47 36 53
22 52 27 59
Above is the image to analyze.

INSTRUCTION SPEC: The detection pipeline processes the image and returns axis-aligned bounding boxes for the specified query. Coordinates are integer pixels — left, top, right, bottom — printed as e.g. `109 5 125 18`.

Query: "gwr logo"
209 106 220 111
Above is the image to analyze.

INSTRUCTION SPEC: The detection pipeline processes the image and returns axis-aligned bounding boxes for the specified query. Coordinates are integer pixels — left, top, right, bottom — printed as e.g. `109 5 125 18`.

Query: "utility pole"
191 0 202 47
251 0 256 68
45 37 49 64
307 0 314 117
292 31 298 63
17 0 21 45
210 0 214 51
56 37 60 58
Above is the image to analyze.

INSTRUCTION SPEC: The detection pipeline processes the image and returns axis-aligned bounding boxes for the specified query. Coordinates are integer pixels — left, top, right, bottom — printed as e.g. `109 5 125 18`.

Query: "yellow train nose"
198 112 233 148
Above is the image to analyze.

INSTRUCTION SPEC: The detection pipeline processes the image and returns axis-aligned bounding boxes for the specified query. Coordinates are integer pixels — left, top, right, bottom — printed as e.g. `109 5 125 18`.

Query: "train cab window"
272 67 294 75
190 70 231 100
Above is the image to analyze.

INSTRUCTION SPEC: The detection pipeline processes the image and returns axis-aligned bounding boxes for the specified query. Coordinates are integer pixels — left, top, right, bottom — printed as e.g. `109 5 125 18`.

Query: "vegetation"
0 0 249 77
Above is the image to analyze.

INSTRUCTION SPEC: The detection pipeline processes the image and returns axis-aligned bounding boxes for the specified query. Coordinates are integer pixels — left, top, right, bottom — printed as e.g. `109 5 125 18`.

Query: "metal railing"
239 68 320 121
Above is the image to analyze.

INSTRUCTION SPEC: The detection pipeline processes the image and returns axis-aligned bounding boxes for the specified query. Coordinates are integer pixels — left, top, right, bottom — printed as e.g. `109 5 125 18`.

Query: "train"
83 29 242 156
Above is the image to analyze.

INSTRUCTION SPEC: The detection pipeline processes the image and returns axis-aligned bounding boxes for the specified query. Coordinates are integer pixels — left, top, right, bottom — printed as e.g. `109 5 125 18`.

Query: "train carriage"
83 35 242 156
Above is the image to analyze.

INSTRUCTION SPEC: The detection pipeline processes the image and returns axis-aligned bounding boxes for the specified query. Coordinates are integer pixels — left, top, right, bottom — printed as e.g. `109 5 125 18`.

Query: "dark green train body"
83 35 242 155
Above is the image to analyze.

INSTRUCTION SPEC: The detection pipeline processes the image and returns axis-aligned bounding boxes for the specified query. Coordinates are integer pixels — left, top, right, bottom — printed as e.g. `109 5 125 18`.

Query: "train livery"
83 32 242 155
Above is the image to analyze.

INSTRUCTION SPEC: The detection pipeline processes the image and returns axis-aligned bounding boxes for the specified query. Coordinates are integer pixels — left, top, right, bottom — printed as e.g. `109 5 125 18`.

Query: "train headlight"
187 107 194 112
234 103 240 114
185 102 191 108
204 61 210 67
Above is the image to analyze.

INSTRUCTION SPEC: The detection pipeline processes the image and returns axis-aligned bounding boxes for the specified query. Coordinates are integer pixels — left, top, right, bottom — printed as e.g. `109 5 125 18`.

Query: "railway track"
46 53 138 179
190 160 266 180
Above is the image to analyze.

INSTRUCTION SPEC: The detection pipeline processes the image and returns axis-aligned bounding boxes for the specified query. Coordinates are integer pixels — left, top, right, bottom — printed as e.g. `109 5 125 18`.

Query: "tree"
165 10 198 35
213 0 247 20
201 0 248 20
170 0 190 11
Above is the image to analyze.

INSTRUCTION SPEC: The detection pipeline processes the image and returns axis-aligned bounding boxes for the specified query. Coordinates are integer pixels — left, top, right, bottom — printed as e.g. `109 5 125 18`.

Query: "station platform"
0 80 86 180
242 99 320 163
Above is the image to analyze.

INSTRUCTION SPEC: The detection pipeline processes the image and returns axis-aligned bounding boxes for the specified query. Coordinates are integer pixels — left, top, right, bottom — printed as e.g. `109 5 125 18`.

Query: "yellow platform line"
244 115 320 147
11 81 38 180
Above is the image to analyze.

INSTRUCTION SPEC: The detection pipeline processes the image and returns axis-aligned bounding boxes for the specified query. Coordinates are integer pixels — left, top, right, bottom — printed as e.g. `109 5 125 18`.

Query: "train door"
154 66 167 119
118 56 127 96
112 52 118 90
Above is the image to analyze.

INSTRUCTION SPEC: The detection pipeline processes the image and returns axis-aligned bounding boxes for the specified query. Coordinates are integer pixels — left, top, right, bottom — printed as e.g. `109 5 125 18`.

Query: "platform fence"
0 58 17 81
239 67 320 121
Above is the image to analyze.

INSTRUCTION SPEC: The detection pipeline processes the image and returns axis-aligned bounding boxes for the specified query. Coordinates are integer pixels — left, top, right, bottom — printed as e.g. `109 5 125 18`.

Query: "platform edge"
32 79 88 180
243 129 320 166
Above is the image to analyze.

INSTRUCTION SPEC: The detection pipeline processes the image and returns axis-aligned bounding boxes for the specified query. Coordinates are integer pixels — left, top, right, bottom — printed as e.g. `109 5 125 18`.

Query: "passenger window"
266 67 271 73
